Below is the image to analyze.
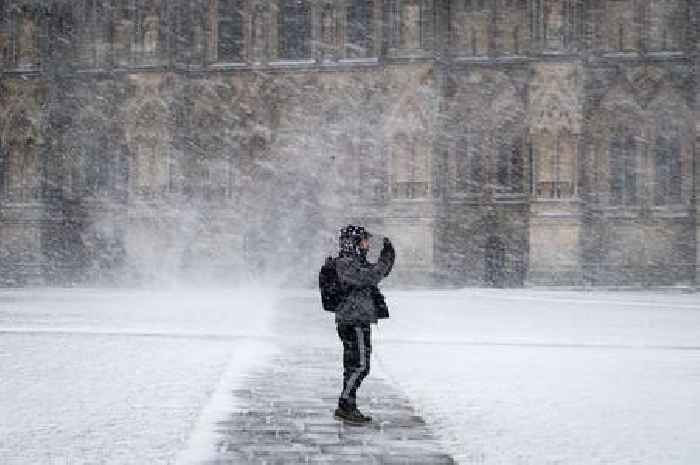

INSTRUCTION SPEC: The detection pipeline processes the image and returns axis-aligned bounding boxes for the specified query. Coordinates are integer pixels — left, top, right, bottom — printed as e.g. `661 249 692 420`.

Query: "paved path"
197 295 456 465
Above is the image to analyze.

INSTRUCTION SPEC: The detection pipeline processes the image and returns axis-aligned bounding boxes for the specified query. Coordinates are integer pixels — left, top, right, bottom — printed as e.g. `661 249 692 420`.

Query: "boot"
334 406 370 425
352 407 372 423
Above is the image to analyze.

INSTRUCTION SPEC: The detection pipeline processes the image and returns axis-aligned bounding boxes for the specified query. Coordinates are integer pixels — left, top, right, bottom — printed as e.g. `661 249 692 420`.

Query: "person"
332 224 395 425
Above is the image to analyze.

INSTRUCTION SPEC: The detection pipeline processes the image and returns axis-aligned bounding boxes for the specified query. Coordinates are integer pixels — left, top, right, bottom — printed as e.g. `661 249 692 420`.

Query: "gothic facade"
0 0 698 287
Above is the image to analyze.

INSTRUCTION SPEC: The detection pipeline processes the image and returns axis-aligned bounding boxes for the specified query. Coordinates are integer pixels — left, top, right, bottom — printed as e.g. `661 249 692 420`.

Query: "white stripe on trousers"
341 325 366 400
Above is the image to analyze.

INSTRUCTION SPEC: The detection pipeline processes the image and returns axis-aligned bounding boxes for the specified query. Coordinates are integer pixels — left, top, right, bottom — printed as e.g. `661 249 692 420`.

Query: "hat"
339 224 372 255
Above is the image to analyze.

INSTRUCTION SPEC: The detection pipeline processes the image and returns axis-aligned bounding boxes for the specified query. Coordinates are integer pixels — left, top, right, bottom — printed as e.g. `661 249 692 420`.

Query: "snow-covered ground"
1 288 699 465
375 290 700 465
0 289 279 465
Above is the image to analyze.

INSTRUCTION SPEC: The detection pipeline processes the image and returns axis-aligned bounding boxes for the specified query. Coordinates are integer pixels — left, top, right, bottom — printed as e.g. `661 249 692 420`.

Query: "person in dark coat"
333 225 395 424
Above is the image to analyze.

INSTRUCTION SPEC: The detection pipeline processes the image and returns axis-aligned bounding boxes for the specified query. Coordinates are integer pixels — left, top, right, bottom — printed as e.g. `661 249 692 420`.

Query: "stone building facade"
0 0 698 287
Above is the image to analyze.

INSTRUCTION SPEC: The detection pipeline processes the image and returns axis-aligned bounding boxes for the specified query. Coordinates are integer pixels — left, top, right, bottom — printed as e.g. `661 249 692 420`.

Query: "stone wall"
0 79 48 285
0 0 697 288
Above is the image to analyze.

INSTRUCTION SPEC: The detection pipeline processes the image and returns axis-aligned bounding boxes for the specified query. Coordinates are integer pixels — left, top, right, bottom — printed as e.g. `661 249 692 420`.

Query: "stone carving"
445 70 526 196
386 67 434 199
530 64 580 133
399 0 421 49
529 63 581 198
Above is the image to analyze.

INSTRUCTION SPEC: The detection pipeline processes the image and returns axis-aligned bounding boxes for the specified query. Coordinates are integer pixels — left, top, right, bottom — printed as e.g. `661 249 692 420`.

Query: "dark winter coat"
334 242 395 324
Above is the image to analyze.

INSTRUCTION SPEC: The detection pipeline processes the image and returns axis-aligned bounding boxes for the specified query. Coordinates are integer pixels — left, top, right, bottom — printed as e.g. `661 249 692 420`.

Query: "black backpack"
319 256 343 312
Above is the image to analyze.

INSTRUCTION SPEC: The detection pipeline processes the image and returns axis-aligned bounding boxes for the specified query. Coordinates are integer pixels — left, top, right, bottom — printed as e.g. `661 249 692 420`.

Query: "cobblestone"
202 342 455 464
179 294 456 464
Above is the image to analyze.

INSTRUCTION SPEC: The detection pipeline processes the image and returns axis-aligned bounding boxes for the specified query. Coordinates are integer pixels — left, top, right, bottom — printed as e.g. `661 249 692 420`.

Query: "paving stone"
199 350 453 464
379 454 457 465
185 296 455 465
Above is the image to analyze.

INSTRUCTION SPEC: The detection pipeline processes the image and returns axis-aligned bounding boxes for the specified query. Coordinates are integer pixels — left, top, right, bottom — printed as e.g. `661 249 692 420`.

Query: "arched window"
497 138 524 193
399 0 421 49
533 130 575 198
647 0 685 51
392 133 429 199
448 0 489 55
496 0 526 55
53 3 76 59
114 2 134 66
346 0 373 58
175 0 207 65
609 131 638 206
543 0 563 50
279 0 311 59
218 0 243 62
654 135 681 205
138 0 163 58
16 5 39 68
602 0 638 52
455 131 482 193
73 132 116 198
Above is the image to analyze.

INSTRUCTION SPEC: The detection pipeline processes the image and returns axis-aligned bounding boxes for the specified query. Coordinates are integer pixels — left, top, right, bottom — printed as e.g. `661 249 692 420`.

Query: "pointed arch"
388 109 431 199
385 68 435 199
648 86 692 206
593 81 644 205
598 81 644 120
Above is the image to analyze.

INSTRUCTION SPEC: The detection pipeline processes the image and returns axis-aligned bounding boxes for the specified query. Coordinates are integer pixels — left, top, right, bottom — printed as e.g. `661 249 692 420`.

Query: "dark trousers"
337 322 372 410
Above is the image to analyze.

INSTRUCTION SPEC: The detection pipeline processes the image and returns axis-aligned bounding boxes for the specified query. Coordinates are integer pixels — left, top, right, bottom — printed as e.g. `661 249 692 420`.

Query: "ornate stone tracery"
0 0 697 287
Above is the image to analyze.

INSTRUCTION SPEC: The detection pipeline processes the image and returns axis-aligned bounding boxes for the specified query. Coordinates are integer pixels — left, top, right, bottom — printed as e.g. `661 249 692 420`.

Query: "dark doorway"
485 236 506 288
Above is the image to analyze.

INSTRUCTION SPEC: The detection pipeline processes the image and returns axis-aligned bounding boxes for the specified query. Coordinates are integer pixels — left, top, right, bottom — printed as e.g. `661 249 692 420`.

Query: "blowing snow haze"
0 0 698 289
1 3 700 465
